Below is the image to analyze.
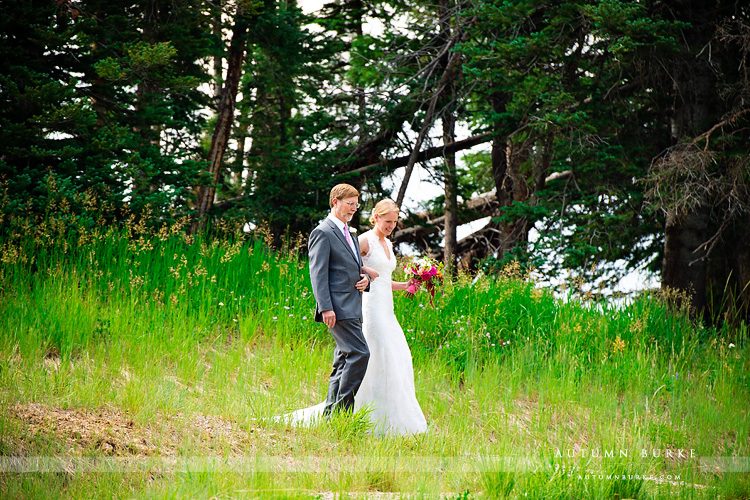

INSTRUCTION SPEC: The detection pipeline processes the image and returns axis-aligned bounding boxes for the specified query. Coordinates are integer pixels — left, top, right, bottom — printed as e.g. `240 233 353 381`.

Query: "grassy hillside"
0 214 748 499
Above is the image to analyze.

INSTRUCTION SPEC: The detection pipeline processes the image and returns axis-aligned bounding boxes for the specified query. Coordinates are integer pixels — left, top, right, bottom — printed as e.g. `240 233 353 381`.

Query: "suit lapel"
326 219 360 265
352 231 361 261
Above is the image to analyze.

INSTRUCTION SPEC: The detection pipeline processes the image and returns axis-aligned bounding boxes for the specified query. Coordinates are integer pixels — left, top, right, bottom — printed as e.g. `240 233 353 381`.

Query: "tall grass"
0 210 748 499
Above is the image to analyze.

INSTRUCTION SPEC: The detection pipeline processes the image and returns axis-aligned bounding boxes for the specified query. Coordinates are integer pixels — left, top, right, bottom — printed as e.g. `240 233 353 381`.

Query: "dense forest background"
1 0 748 325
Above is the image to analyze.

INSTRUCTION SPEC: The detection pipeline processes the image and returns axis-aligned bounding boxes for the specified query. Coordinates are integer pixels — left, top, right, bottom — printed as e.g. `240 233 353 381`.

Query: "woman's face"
375 210 399 236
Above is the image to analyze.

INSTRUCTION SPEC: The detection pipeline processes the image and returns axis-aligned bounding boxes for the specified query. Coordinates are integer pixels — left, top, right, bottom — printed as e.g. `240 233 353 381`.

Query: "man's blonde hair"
329 183 359 207
369 199 399 225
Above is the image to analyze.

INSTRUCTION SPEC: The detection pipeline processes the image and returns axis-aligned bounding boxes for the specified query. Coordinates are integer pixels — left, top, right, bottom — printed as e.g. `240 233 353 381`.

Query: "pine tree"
0 0 213 223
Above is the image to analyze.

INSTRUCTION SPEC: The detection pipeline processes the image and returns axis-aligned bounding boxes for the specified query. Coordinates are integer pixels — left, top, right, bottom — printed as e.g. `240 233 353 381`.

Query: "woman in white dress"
355 199 427 435
279 199 427 436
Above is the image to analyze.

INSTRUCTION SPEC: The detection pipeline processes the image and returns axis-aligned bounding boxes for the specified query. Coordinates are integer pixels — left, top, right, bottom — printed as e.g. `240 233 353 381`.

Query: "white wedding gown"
280 230 427 436
354 230 427 435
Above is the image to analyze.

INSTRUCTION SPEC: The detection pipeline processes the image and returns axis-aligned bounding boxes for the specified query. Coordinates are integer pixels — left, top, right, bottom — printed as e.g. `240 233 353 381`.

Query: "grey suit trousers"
324 318 370 414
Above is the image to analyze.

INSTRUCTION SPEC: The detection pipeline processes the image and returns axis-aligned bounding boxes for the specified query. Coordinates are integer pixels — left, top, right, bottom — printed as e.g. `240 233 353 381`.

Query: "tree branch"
394 16 477 208
342 132 493 177
391 170 571 244
692 108 750 149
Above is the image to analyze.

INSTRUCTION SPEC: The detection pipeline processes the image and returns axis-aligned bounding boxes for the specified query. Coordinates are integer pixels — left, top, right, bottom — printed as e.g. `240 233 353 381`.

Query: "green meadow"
0 213 748 499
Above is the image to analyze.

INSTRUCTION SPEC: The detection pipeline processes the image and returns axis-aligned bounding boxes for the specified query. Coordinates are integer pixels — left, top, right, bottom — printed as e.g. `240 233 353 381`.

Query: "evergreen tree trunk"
234 130 247 188
483 90 532 266
352 0 366 200
732 213 750 321
663 210 709 312
443 112 458 274
455 90 509 271
212 0 225 100
661 0 716 315
194 10 250 232
134 0 165 197
439 0 458 274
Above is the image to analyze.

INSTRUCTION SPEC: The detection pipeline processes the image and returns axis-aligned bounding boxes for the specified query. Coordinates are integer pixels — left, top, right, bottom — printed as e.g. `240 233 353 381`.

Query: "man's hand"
361 265 379 280
321 310 336 328
355 273 369 292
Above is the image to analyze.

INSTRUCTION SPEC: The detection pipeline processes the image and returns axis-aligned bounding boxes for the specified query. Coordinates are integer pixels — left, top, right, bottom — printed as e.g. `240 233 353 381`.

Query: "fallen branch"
392 170 571 244
392 189 498 243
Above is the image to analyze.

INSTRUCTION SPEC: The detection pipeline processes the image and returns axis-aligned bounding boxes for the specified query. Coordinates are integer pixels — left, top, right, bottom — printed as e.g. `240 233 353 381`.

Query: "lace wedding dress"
354 230 427 435
279 230 427 436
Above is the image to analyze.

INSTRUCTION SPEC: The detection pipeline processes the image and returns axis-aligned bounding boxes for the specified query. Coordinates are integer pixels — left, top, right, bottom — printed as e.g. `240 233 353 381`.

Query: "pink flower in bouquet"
404 257 444 307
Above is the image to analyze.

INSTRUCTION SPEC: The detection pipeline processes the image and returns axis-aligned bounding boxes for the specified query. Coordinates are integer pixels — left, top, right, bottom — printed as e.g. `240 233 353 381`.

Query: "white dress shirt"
327 213 358 259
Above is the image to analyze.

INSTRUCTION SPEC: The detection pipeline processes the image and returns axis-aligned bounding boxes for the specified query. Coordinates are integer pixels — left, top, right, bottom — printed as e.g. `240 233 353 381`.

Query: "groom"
308 183 371 416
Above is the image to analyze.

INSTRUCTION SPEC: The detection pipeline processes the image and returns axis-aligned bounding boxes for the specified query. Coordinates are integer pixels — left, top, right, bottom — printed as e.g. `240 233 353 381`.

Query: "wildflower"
273 316 277 320
729 343 735 348
219 302 225 306
612 336 626 354
302 316 307 320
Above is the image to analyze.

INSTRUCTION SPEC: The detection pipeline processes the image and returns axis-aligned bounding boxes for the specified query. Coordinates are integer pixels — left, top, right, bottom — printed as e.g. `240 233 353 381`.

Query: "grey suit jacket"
308 218 367 322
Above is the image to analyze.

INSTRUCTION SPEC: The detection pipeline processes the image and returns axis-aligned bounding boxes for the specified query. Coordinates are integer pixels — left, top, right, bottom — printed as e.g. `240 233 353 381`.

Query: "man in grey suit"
308 183 371 416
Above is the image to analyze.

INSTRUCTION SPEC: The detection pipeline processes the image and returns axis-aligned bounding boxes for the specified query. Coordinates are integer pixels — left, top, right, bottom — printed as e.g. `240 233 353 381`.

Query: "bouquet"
403 257 444 307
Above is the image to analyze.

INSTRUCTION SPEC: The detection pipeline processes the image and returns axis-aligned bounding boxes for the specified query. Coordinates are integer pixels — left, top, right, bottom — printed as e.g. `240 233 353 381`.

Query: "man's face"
332 196 358 223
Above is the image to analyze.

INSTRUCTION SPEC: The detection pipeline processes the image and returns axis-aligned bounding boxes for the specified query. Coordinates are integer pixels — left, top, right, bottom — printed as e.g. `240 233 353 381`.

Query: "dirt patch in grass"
9 403 161 456
7 403 257 457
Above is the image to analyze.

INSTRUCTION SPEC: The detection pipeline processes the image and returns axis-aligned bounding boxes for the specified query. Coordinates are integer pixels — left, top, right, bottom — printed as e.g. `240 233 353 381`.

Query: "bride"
354 199 427 435
280 199 427 436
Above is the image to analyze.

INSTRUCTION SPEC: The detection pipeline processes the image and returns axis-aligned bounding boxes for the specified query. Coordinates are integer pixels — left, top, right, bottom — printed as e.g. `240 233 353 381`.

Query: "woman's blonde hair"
369 199 399 225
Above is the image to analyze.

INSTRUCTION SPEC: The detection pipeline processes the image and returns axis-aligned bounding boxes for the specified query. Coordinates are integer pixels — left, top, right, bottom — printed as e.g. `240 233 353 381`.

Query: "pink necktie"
344 225 356 257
